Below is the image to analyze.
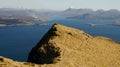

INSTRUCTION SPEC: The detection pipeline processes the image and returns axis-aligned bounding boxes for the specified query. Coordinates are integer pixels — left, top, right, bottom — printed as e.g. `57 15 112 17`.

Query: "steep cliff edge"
0 24 120 67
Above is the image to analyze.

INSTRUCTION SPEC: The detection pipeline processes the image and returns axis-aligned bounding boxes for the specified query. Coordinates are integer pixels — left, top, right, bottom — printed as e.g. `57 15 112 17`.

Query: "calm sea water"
0 19 120 61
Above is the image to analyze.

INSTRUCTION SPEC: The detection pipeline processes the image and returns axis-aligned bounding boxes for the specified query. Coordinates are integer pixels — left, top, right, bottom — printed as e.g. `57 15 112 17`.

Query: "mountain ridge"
1 8 120 20
0 24 120 67
28 24 120 67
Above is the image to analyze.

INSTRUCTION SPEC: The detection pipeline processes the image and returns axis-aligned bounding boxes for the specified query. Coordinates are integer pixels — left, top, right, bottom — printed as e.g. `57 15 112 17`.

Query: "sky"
0 0 120 10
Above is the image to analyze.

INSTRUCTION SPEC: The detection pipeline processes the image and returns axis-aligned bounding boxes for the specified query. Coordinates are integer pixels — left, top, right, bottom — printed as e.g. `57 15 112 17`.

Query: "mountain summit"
28 24 120 67
0 24 120 67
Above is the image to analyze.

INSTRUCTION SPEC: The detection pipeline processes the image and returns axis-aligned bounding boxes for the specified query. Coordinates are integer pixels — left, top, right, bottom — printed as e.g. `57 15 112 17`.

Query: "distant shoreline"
0 23 49 27
0 24 7 27
87 23 120 27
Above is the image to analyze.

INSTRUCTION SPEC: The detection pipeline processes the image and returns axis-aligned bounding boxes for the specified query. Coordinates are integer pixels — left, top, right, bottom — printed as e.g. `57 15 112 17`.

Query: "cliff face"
28 24 120 67
1 24 120 67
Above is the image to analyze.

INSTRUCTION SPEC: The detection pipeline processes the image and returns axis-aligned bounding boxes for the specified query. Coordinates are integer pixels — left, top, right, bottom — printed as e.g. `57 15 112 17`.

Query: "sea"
0 19 120 61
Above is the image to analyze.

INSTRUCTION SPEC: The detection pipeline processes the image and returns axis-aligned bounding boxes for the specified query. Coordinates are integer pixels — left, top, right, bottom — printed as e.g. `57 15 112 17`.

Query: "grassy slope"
0 24 120 67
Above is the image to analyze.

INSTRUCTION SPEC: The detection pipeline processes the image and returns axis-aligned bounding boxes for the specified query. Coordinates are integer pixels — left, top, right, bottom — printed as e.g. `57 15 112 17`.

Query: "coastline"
87 23 120 27
0 23 49 27
0 24 7 27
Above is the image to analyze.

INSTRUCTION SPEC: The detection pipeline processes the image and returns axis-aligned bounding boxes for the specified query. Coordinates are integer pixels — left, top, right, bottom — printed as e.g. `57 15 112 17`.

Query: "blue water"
0 19 120 61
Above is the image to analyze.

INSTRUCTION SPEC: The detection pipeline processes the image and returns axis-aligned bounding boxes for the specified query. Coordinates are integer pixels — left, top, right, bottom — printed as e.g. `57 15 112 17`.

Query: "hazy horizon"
0 0 120 11
0 7 120 12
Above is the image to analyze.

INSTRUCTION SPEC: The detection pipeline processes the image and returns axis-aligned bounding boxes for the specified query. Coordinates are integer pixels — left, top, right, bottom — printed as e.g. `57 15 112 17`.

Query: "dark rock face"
27 24 61 64
27 44 61 64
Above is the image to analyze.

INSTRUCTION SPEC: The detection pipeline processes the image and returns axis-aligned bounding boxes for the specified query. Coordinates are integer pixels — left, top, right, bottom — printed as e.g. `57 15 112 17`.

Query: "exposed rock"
28 24 120 67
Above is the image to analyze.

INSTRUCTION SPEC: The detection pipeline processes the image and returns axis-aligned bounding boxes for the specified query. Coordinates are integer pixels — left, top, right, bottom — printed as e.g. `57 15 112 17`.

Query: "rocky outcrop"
28 24 120 67
1 24 120 67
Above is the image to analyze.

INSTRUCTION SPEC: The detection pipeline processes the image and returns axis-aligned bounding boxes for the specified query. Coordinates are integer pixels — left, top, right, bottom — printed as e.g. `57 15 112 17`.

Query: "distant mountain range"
0 8 120 26
0 8 47 26
63 8 120 20
35 8 120 20
0 8 46 21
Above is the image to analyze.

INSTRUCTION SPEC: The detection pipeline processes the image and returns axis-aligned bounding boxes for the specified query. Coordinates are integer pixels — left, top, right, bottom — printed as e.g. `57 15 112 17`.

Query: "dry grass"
1 24 120 67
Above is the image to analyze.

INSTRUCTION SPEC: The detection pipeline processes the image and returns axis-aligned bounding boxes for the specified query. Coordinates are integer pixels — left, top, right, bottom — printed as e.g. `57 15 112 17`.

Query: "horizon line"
0 7 120 11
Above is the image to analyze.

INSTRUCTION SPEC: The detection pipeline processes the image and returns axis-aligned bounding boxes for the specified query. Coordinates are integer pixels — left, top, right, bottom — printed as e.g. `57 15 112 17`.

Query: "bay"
0 19 120 61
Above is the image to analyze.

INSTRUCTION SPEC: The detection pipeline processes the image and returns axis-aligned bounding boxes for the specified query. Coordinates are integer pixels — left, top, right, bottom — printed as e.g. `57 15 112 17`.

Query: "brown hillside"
0 24 120 67
28 24 120 67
